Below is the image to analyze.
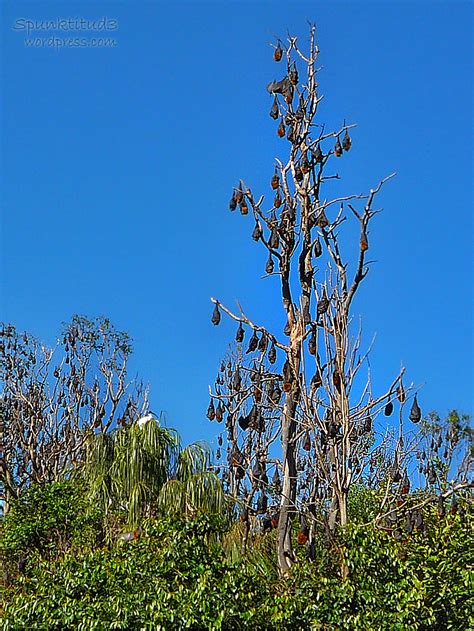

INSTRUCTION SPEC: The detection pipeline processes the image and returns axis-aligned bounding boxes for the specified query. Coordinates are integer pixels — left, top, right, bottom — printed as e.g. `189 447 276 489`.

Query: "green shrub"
278 510 473 630
1 514 269 630
1 489 472 630
1 480 104 571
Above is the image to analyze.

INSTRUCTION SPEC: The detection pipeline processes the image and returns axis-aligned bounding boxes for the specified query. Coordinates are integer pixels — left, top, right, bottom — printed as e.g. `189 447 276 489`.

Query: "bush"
0 480 104 575
1 514 269 630
1 486 472 630
276 509 473 630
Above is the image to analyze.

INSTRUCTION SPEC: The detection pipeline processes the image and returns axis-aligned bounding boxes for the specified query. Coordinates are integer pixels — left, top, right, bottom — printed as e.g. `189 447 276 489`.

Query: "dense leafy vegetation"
1 481 104 569
1 464 472 629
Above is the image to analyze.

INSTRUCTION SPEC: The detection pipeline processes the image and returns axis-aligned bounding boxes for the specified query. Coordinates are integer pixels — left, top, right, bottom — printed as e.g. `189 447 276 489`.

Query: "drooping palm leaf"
81 417 224 528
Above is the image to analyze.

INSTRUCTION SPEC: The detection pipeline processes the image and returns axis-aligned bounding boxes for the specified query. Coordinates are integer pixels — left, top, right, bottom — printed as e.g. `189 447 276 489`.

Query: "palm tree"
159 441 224 518
80 415 224 528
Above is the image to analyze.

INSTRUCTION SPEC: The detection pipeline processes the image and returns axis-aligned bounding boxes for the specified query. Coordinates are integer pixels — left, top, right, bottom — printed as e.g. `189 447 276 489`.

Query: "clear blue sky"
1 1 472 447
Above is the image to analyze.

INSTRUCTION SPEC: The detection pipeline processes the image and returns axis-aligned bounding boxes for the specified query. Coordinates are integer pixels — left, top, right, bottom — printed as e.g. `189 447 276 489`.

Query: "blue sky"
1 1 472 447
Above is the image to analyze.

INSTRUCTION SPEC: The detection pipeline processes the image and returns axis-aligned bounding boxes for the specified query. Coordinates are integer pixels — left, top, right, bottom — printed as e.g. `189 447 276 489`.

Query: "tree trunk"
328 492 339 531
277 331 301 575
277 393 298 573
338 490 348 528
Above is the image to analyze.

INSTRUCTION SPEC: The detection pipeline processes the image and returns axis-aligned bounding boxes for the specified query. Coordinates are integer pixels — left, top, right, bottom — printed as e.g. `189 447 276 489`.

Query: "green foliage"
0 480 104 595
1 406 471 630
158 442 225 518
82 419 179 526
403 507 473 630
80 420 225 529
347 484 379 523
1 514 269 630
2 502 472 630
266 511 473 630
0 481 103 560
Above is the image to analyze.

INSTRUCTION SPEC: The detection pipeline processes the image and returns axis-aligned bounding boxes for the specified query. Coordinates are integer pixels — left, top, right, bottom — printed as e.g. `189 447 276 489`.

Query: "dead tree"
208 26 419 574
0 316 146 514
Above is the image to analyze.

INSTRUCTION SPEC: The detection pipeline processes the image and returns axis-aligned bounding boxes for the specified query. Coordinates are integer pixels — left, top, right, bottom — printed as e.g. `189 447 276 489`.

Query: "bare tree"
208 26 420 574
370 407 473 552
0 315 146 514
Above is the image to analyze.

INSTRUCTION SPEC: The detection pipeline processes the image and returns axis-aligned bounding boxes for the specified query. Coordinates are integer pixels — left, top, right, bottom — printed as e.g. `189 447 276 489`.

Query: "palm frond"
80 418 225 528
177 441 211 480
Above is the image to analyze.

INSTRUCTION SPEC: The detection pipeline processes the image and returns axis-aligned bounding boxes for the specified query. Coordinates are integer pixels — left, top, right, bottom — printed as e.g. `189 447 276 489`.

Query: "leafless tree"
207 26 423 574
0 315 146 515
